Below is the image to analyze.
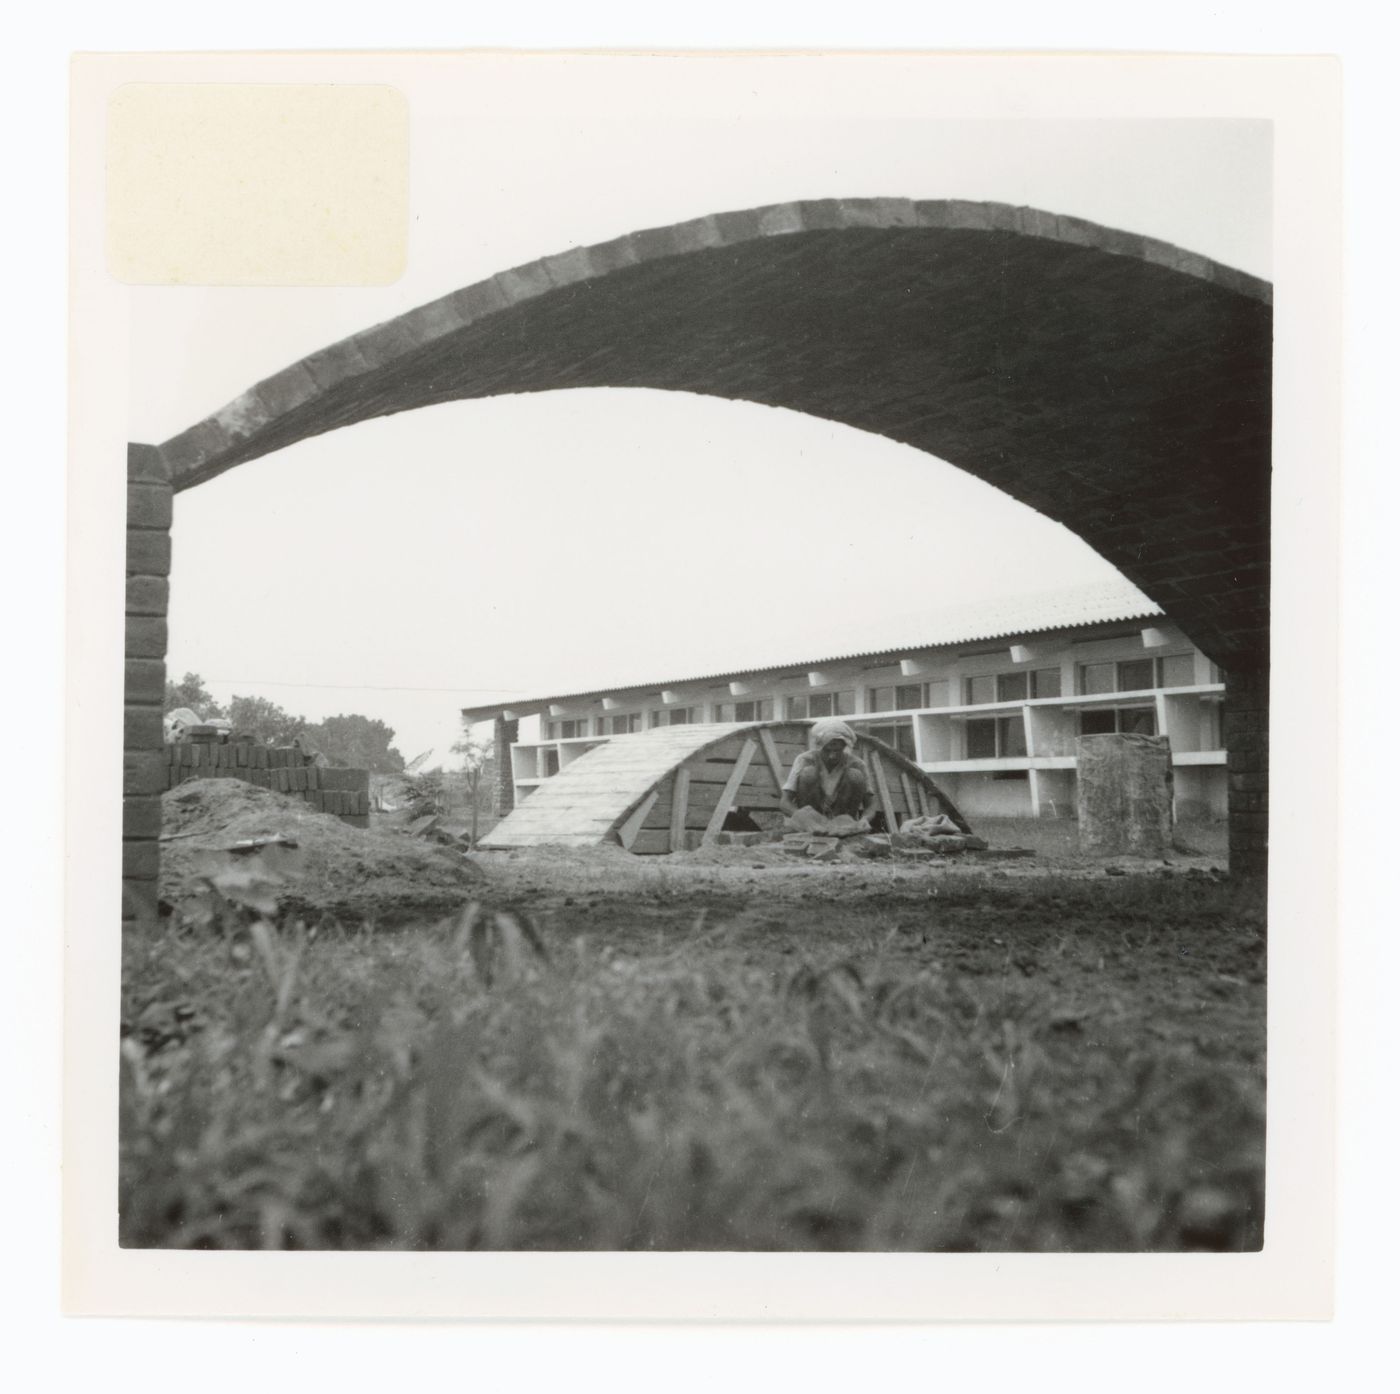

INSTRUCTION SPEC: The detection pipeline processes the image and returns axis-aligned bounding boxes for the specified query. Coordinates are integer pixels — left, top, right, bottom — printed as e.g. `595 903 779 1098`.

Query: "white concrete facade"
467 596 1228 823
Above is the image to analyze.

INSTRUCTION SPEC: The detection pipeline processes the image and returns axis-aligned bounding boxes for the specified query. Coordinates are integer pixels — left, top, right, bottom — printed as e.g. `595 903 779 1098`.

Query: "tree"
164 672 225 720
225 693 306 747
302 714 405 773
451 727 496 848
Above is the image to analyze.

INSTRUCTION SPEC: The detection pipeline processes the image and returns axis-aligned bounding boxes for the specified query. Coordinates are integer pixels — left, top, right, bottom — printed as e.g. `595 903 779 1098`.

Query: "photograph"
62 50 1340 1318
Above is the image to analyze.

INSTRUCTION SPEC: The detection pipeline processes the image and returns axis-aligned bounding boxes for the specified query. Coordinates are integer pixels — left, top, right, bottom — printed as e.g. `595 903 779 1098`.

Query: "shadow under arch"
122 198 1272 920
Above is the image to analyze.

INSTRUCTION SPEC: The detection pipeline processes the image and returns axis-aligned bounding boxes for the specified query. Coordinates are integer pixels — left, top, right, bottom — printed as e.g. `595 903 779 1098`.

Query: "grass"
120 867 1264 1252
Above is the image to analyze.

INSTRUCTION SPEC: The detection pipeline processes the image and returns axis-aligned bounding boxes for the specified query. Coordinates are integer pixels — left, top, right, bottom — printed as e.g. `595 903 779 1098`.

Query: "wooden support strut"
617 790 659 850
758 728 787 794
868 750 898 832
899 769 918 816
702 737 757 844
668 768 692 852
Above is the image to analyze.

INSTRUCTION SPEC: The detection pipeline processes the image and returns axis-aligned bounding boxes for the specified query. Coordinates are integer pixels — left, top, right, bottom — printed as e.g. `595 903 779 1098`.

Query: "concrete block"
408 292 470 342
634 216 722 259
124 615 168 661
835 197 917 228
448 277 510 323
123 795 163 840
319 767 369 793
161 418 233 480
714 208 765 243
756 203 805 236
124 657 165 704
127 443 170 483
581 234 640 273
493 261 555 304
251 362 320 418
124 750 167 796
122 839 160 880
299 337 373 392
124 704 164 750
127 481 173 530
212 389 273 441
792 198 845 230
347 318 426 370
122 878 160 926
1077 733 1174 857
540 246 598 289
125 528 171 578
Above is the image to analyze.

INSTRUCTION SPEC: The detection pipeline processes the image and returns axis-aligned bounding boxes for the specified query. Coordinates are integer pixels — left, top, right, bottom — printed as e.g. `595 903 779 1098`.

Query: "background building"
463 580 1226 822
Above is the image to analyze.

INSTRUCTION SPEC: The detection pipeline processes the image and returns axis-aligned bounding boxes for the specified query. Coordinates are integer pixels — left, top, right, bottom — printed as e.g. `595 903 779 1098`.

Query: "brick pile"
164 740 371 827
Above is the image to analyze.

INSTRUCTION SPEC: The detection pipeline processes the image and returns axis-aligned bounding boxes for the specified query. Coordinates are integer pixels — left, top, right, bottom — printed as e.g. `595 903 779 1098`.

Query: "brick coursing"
1224 665 1269 882
493 716 518 818
123 444 172 928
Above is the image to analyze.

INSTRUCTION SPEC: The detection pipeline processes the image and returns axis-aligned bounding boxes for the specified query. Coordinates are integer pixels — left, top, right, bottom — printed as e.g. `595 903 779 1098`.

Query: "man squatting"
778 718 879 828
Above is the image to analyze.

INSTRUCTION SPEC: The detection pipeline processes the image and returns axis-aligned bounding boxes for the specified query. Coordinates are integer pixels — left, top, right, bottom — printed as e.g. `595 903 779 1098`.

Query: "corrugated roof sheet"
462 578 1162 718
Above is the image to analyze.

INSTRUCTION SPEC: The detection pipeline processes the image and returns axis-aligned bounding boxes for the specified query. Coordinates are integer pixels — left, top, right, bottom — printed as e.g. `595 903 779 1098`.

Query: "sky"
128 65 1272 767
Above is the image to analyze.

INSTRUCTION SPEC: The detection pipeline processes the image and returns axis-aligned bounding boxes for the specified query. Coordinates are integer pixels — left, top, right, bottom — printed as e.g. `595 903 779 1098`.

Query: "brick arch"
123 199 1271 921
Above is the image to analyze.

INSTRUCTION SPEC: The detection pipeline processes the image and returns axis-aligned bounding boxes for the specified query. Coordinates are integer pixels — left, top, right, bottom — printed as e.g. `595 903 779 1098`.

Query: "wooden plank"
702 738 757 843
616 790 659 850
916 780 931 816
868 750 898 832
758 728 788 794
899 769 917 815
630 829 673 856
668 768 691 852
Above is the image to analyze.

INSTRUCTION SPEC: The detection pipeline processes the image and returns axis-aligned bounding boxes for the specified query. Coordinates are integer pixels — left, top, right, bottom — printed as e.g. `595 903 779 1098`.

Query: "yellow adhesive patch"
106 84 408 285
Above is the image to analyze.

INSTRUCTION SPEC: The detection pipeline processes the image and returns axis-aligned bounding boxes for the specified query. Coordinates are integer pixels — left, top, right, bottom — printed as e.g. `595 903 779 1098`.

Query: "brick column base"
1224 664 1269 884
123 444 171 929
492 716 518 818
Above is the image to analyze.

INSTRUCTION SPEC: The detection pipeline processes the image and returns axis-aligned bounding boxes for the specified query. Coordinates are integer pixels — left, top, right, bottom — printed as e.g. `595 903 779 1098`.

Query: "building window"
652 706 697 727
965 716 1028 759
715 698 775 723
965 669 1060 704
787 691 854 719
862 719 917 760
1158 653 1197 688
1079 707 1158 737
998 672 1028 701
868 682 929 712
964 674 997 705
1078 655 1196 696
608 713 642 735
553 718 589 739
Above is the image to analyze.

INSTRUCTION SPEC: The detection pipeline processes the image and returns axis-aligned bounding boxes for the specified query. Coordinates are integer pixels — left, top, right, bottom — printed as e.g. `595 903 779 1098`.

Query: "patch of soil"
160 779 481 926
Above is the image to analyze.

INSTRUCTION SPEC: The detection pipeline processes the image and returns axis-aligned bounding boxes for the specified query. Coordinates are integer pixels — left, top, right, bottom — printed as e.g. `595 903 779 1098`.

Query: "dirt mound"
160 778 481 926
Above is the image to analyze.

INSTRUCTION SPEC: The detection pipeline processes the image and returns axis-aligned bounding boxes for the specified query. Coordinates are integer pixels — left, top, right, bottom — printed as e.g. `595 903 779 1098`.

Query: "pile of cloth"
893 814 988 854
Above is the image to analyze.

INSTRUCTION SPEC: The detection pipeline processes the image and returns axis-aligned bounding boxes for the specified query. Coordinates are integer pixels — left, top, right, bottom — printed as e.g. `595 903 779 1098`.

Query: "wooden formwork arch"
480 721 970 853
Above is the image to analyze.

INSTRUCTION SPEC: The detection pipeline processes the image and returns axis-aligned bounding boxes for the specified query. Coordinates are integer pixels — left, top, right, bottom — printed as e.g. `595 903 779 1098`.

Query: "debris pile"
777 809 999 862
159 778 480 926
161 728 370 826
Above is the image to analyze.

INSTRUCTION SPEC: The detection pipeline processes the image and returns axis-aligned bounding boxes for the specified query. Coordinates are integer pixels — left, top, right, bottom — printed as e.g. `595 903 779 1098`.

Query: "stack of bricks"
165 742 371 828
124 444 173 929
